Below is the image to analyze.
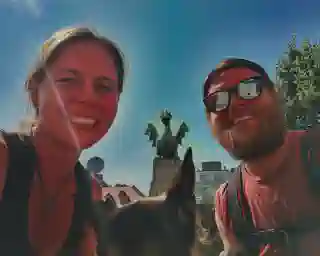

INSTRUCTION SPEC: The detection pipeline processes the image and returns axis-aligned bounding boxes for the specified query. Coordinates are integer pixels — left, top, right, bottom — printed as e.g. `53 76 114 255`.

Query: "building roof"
195 161 231 172
131 185 145 197
101 185 145 206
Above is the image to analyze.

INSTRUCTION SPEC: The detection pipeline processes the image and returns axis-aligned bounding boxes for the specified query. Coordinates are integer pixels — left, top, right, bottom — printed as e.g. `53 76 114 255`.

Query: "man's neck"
244 134 288 179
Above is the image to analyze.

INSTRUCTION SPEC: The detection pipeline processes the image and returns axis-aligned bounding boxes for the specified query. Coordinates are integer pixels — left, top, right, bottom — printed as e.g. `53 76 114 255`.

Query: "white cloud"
3 0 42 17
25 0 41 16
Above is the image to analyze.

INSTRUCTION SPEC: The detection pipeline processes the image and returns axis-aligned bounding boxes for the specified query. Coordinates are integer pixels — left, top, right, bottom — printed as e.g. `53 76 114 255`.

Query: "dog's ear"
165 147 196 243
166 147 196 204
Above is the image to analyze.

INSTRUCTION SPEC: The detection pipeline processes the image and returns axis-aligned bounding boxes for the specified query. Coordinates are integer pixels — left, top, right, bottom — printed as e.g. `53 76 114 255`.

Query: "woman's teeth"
71 117 96 125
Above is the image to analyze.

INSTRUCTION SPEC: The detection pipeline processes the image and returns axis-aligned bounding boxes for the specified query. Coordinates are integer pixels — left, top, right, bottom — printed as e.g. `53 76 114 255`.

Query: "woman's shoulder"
0 131 37 200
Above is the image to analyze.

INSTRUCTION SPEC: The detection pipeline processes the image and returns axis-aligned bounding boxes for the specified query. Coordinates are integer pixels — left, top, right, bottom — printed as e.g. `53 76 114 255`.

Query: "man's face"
37 39 119 150
205 67 286 161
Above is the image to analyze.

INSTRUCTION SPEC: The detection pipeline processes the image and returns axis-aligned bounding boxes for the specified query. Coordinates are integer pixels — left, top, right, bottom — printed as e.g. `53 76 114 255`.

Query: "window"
199 173 214 183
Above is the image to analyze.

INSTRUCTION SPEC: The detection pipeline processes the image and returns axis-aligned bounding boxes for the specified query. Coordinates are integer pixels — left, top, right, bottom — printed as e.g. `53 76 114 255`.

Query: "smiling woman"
26 27 125 150
0 26 125 255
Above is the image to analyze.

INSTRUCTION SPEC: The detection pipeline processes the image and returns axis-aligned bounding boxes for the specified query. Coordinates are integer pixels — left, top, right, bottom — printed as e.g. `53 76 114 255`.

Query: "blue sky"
0 0 320 193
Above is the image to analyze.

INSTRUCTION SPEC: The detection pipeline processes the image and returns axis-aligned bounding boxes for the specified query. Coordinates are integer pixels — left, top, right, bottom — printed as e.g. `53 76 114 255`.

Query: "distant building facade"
195 161 233 205
86 156 145 204
149 158 182 196
102 185 144 206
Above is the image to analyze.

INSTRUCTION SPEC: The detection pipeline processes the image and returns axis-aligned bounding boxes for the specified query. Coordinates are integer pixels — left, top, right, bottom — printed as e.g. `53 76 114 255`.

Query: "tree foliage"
276 34 320 129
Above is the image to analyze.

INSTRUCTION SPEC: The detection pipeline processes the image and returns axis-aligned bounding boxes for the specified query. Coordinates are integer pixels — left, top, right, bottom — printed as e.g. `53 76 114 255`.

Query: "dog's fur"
95 148 196 256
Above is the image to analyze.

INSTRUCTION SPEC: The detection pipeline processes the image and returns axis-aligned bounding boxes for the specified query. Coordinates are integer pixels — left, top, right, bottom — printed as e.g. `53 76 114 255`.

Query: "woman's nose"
78 79 96 102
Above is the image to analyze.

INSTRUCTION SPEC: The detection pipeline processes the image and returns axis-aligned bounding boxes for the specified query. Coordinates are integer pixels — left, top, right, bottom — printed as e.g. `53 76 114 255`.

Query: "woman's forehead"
48 40 118 80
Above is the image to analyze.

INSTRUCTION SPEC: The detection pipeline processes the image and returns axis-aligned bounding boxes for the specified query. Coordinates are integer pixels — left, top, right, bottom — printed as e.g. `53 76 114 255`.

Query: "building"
101 184 145 206
198 161 231 184
195 161 233 205
194 160 233 248
149 158 182 196
86 156 145 205
91 172 145 206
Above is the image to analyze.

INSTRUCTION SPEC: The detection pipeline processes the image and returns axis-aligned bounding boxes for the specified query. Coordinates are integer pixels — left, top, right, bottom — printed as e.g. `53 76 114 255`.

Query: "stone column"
149 157 182 196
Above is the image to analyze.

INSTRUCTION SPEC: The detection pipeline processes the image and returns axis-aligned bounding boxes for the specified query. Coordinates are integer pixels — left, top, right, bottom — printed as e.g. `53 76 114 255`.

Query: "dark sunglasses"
203 76 268 113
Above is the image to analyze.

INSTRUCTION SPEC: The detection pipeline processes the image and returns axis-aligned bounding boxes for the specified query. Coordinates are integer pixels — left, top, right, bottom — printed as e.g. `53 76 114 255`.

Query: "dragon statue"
144 109 189 160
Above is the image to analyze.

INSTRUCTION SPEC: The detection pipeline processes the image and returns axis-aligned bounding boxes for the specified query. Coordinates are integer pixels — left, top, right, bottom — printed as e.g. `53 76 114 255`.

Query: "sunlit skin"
205 67 286 163
206 68 262 149
29 39 120 195
35 39 119 152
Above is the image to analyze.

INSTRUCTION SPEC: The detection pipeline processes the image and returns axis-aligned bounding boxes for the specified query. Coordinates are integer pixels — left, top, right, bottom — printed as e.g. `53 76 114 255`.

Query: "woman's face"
36 39 120 150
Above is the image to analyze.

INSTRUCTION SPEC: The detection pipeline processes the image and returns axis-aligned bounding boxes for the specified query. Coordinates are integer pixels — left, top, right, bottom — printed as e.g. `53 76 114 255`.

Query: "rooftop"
101 184 145 206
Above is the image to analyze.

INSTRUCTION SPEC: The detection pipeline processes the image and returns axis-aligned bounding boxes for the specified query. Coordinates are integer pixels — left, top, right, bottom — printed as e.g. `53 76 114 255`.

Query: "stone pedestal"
149 157 182 196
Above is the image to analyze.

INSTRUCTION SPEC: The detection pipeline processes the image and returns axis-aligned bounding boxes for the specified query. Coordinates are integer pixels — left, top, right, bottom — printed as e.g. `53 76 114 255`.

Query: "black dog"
95 148 197 256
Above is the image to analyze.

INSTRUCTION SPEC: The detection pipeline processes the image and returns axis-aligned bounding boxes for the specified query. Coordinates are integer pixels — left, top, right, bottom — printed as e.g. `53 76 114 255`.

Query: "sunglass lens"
215 91 229 111
205 91 229 112
238 80 260 99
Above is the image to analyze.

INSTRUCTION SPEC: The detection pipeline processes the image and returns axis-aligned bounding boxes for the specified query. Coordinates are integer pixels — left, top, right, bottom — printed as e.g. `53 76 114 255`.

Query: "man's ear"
205 108 211 123
166 147 195 203
205 110 220 138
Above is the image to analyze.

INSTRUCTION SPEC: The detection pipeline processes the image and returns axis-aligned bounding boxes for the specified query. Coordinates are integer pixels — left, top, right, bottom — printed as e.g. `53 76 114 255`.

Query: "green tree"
276 34 320 129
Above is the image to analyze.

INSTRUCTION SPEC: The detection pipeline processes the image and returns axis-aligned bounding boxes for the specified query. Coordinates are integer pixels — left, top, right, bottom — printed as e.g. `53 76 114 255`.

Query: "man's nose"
230 92 248 106
228 93 248 115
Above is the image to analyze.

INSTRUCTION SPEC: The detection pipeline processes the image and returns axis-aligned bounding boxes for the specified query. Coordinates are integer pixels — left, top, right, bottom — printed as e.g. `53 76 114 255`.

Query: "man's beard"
221 115 286 161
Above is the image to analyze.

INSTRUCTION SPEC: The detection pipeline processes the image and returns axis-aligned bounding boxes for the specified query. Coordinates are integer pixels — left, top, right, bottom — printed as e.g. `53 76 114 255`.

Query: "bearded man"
203 58 320 255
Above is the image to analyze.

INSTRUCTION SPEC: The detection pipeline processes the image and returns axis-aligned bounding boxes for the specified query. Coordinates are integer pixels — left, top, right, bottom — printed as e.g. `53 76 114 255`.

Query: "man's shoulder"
288 128 319 151
284 130 306 152
287 130 306 140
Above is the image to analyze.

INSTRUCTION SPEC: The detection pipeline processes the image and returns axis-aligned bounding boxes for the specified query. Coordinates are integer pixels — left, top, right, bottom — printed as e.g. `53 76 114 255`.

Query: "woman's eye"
95 82 116 93
56 77 76 83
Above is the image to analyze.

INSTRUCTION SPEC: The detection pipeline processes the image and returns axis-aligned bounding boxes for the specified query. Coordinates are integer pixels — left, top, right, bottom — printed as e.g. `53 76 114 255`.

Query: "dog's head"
100 148 196 256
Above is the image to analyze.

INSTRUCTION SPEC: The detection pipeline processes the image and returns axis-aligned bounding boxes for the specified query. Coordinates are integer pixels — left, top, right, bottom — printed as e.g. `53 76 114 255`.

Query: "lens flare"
42 69 81 154
39 69 106 184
